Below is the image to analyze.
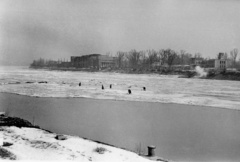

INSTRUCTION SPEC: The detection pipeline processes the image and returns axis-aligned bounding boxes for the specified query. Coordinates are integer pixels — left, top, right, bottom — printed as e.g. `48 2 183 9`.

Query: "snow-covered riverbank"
1 127 151 161
0 115 166 161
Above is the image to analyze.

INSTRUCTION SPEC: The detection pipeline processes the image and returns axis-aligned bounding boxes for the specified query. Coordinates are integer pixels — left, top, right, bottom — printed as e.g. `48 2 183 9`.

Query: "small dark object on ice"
110 84 112 89
38 81 48 83
128 89 131 94
143 87 146 91
8 82 21 84
55 135 67 140
3 142 13 147
26 81 34 84
79 82 81 86
102 85 104 90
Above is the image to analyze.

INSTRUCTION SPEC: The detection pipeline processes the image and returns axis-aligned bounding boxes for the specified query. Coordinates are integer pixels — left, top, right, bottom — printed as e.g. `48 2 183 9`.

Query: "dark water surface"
1 92 240 161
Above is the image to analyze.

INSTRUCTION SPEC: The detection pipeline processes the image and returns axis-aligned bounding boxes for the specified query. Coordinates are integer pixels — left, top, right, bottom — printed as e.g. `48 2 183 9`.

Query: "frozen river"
1 66 240 161
1 66 240 110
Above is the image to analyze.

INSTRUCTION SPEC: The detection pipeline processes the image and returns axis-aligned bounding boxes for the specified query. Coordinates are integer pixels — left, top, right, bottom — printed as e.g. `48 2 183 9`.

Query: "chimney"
218 53 224 59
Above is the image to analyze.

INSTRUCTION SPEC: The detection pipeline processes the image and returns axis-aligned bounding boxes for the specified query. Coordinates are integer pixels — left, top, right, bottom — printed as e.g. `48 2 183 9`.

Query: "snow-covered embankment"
0 114 166 161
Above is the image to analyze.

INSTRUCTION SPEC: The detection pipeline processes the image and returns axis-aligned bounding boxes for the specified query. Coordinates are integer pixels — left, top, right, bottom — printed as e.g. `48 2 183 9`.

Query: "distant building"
191 58 203 66
203 53 230 71
59 61 71 67
70 54 116 69
214 53 230 71
214 59 230 71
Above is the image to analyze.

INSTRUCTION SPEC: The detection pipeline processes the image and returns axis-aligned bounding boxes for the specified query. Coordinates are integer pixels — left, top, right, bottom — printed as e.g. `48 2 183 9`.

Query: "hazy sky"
0 0 239 65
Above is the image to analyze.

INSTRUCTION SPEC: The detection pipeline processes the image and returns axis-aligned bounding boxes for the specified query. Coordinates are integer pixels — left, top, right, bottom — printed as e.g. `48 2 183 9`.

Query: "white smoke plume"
195 66 207 77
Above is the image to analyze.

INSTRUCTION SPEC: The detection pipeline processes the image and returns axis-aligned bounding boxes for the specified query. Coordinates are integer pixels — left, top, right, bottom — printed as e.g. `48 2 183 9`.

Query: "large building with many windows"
70 54 116 69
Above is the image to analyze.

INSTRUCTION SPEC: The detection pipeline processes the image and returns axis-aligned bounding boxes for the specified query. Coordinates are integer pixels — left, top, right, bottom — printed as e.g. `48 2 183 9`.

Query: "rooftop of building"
71 54 102 58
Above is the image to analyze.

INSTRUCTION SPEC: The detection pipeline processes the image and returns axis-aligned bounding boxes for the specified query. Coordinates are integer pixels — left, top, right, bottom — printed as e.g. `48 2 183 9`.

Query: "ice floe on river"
1 66 240 110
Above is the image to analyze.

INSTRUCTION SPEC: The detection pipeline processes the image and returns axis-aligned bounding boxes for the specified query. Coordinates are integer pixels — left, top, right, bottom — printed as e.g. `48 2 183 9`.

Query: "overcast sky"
0 0 239 65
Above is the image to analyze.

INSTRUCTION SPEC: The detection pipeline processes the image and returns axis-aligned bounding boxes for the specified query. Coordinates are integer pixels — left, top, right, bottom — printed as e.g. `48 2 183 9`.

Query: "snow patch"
1 126 154 161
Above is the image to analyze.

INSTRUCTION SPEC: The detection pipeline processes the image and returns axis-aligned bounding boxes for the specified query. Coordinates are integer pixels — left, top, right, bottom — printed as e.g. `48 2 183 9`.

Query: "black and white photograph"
0 0 240 161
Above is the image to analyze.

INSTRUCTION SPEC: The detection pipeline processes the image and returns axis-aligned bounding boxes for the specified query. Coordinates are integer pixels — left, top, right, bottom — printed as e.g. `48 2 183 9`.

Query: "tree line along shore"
30 48 240 81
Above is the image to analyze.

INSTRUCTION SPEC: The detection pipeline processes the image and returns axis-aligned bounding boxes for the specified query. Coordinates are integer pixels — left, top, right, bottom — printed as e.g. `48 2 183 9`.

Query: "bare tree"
194 53 202 58
230 48 238 68
116 51 125 68
106 51 112 57
30 58 46 67
140 51 148 68
183 53 192 65
147 49 159 66
126 49 141 69
159 49 168 65
180 50 186 65
163 49 177 68
173 51 192 65
224 52 228 59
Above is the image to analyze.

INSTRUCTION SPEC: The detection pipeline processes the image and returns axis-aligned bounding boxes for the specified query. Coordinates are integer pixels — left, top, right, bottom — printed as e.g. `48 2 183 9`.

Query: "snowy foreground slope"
1 126 160 161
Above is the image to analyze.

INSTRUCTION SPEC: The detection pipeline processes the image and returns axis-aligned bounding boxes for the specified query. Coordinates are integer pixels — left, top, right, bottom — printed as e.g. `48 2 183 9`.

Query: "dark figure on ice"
128 89 131 94
143 87 146 91
38 81 48 84
79 82 81 86
110 84 112 89
102 85 104 90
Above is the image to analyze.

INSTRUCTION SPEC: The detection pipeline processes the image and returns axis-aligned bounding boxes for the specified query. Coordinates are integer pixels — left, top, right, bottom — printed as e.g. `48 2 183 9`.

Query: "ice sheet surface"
1 66 240 109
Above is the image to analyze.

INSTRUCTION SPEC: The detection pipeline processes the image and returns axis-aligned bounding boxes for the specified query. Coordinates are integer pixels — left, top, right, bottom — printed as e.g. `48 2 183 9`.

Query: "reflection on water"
1 93 240 161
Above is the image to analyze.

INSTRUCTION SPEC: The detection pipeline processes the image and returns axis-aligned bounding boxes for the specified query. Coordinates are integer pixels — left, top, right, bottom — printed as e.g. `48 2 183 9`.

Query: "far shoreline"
29 66 240 82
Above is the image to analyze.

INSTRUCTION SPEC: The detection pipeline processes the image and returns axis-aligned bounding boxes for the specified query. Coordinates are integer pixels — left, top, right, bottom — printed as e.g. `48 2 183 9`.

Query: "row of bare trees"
114 49 194 69
112 48 240 69
31 48 239 70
